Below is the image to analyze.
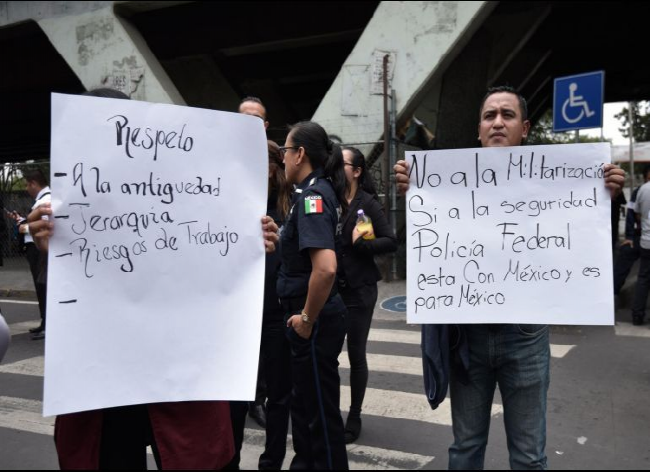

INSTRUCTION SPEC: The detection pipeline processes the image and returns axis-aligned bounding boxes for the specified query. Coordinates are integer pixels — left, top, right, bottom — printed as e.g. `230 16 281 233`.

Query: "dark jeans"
632 247 650 321
258 317 292 470
449 324 550 470
340 283 378 418
614 238 640 295
25 243 47 325
285 296 349 470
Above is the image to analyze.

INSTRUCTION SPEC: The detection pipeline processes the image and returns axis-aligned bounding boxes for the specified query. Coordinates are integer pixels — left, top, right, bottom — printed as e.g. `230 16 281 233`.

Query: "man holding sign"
36 88 280 469
395 86 624 470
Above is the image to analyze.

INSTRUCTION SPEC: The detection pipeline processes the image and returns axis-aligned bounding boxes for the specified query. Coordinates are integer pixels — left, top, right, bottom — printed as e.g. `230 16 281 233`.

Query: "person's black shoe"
344 415 362 444
632 316 645 326
31 330 45 341
29 325 44 334
248 403 267 428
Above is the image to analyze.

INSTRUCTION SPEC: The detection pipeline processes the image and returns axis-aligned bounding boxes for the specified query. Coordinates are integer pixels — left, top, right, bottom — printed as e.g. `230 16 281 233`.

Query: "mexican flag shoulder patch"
304 195 323 214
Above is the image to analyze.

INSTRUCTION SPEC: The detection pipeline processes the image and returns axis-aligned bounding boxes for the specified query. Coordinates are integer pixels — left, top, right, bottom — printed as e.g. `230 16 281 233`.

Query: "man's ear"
522 120 531 139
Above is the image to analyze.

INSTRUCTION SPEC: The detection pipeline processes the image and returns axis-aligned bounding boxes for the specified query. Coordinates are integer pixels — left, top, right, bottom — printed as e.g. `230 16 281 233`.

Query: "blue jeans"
632 248 650 322
449 324 550 470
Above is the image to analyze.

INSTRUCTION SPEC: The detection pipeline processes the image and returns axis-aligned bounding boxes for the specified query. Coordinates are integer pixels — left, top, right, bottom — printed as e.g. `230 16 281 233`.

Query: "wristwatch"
301 309 311 324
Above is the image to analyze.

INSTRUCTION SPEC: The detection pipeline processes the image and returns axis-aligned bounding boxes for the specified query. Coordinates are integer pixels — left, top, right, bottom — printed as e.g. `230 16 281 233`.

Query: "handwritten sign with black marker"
406 143 614 325
44 93 268 416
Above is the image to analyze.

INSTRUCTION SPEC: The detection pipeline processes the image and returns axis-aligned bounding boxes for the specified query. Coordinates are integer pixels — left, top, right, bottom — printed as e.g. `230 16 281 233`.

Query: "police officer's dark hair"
268 140 291 220
83 88 130 100
289 121 349 212
479 85 528 121
23 168 48 187
342 146 378 198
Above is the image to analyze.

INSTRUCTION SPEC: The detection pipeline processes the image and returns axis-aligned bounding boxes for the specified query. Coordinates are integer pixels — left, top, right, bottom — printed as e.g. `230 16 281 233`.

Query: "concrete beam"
219 29 364 57
434 27 493 149
35 5 184 104
486 4 552 87
0 1 112 26
311 1 496 145
162 54 240 111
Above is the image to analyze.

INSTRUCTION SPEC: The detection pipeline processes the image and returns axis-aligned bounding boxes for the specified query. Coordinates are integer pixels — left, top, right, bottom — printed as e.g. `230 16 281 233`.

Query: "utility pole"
629 101 636 191
390 90 398 281
382 54 392 281
382 54 391 222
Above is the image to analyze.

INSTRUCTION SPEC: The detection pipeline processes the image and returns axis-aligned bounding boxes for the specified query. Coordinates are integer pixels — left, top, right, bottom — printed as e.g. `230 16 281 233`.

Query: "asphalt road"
1 295 650 470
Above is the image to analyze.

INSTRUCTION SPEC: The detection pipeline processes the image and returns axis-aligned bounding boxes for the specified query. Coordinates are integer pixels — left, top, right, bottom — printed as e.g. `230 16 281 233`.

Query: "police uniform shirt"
277 169 341 300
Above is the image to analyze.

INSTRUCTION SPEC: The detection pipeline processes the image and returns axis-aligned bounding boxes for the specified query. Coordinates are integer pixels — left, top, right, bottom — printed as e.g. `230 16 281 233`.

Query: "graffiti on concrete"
76 16 114 66
101 56 145 98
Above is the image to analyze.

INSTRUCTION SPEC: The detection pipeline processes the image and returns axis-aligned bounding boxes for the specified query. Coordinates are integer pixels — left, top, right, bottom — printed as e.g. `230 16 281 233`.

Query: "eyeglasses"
279 146 300 156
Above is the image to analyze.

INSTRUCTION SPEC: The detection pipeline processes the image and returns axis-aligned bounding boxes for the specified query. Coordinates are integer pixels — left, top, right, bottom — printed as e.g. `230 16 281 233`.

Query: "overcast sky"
582 102 629 145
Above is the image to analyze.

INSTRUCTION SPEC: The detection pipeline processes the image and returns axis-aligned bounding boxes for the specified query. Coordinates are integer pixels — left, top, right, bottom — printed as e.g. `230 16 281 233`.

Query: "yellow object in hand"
356 210 375 240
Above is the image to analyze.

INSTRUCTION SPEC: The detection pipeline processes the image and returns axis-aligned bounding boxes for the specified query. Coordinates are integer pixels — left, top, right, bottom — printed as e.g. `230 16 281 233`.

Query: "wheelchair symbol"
561 83 595 124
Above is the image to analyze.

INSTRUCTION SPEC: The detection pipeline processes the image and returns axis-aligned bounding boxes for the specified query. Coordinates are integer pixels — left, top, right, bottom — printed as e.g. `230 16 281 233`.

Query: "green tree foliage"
615 101 650 142
0 164 24 193
527 109 606 145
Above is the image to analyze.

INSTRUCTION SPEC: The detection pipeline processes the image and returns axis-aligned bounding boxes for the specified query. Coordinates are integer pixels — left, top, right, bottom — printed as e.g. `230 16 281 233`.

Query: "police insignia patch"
304 195 323 214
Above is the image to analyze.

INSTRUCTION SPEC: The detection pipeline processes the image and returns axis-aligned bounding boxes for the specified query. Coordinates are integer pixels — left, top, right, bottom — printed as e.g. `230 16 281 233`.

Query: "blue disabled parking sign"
553 71 604 132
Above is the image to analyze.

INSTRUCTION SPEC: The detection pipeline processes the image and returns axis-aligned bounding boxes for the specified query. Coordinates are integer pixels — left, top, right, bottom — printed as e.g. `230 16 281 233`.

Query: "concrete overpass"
1 1 649 163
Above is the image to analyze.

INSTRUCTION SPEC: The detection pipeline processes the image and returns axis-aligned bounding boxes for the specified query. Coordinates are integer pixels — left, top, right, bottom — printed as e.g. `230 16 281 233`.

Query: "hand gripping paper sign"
405 143 614 325
44 93 268 416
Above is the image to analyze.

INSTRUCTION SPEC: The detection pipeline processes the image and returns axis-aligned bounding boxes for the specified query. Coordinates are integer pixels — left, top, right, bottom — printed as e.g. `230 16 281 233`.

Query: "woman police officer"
278 121 349 470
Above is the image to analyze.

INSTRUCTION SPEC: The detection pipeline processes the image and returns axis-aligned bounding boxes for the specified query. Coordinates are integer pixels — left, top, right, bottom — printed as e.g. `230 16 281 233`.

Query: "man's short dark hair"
479 85 528 121
23 168 48 188
240 96 265 108
83 88 130 100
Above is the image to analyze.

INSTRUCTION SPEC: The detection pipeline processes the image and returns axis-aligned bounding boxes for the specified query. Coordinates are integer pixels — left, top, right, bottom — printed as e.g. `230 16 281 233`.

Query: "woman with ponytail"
277 121 349 469
339 147 397 443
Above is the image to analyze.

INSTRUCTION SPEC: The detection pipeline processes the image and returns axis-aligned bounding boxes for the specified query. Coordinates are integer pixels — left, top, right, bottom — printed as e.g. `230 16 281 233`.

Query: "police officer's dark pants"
25 243 46 326
286 298 348 470
225 401 249 469
614 238 640 295
259 317 292 470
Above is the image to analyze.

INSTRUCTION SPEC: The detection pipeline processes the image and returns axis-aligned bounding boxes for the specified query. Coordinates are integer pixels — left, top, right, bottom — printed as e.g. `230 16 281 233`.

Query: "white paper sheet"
406 143 614 325
44 93 268 416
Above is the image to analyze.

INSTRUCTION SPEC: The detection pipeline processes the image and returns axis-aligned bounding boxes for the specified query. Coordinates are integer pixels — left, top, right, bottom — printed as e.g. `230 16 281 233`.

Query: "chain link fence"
1 161 49 263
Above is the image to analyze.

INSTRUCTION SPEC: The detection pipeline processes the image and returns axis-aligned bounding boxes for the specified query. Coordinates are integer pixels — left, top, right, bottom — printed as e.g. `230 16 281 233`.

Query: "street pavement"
1 262 650 469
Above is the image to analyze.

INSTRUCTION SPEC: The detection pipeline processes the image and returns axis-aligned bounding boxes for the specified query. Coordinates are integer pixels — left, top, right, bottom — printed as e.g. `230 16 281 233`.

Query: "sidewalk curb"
0 289 37 300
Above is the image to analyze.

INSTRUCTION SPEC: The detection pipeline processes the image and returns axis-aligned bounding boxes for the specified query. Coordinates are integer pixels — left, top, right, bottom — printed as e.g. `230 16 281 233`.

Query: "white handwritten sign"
406 143 614 325
44 93 268 416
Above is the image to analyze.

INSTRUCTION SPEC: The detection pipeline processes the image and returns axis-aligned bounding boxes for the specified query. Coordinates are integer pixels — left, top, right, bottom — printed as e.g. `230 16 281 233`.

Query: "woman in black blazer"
339 147 397 443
